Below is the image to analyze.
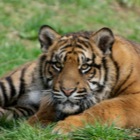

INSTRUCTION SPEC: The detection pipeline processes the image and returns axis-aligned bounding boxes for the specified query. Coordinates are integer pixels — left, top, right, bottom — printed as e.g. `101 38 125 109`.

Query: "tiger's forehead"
49 31 102 64
51 32 95 60
56 37 92 54
56 33 92 48
59 31 93 40
60 36 73 40
53 48 93 65
52 39 94 64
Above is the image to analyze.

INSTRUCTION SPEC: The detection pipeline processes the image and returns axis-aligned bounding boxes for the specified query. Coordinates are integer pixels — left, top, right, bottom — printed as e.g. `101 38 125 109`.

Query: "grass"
0 119 133 140
0 119 64 140
73 123 133 140
0 0 140 139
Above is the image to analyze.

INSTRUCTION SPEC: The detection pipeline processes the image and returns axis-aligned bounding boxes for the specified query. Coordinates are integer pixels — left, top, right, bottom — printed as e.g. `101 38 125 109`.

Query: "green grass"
0 119 64 140
0 119 133 140
0 0 140 139
73 123 133 140
0 43 40 76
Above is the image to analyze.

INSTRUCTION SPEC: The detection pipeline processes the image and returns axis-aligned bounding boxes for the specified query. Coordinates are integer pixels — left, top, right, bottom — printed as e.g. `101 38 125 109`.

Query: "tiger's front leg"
28 97 56 126
53 94 140 134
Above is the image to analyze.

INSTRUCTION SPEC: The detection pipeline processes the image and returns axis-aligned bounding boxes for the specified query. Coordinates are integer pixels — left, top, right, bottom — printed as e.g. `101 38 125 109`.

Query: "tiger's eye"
81 64 91 73
55 62 61 68
52 62 62 71
81 64 89 70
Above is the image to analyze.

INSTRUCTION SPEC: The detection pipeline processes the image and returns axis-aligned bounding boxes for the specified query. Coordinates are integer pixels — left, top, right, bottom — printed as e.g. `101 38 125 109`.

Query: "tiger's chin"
56 102 80 114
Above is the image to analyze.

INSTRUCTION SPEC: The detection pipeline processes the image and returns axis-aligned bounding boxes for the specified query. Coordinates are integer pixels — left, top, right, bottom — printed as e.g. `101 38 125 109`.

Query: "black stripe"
90 53 101 69
76 51 86 57
17 107 28 117
102 57 108 82
39 54 47 62
59 50 66 56
48 65 54 76
113 61 120 81
110 54 120 83
9 106 27 117
60 44 72 50
130 91 140 94
76 44 87 51
19 106 35 116
58 39 68 45
78 39 90 49
63 54 67 62
109 54 120 97
115 67 133 95
43 62 48 81
89 69 96 79
39 54 47 84
42 54 55 87
92 63 101 69
19 68 26 97
118 81 135 95
39 55 52 88
15 106 37 117
0 82 8 106
91 81 104 92
5 77 16 97
18 109 28 116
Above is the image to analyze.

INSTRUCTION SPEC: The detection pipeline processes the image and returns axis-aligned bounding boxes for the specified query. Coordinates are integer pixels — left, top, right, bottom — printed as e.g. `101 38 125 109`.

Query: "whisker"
53 95 64 99
42 89 53 92
53 93 63 96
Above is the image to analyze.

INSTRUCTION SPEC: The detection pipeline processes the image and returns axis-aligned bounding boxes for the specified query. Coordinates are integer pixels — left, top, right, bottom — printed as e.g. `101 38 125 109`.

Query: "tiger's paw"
52 115 86 135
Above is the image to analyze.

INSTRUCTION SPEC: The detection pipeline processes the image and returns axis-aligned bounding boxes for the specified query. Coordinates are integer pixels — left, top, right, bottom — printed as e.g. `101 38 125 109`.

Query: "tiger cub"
27 25 140 134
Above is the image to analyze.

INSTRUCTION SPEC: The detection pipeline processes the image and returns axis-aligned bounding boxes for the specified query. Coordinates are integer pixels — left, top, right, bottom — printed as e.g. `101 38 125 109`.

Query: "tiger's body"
27 25 140 134
1 25 140 134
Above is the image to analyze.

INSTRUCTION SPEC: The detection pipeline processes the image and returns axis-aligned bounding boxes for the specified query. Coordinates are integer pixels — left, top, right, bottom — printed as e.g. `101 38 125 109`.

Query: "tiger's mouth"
53 93 97 115
43 89 97 115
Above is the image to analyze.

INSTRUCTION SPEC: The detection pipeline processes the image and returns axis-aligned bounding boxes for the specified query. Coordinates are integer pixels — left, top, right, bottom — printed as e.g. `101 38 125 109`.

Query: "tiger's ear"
39 25 60 52
91 27 115 54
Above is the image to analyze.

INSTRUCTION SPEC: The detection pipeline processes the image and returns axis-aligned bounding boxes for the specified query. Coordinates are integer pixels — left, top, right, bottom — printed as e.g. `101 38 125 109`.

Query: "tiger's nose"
61 87 76 96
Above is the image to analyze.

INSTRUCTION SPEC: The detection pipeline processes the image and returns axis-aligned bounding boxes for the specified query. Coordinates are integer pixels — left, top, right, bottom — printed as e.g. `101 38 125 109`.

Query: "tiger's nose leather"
61 87 76 96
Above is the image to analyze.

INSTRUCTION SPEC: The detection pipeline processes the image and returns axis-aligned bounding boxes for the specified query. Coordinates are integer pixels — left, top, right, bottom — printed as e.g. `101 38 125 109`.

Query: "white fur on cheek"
88 82 98 90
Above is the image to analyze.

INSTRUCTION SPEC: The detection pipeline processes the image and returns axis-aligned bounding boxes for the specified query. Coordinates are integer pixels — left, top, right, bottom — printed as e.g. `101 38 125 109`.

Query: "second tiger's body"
0 60 49 119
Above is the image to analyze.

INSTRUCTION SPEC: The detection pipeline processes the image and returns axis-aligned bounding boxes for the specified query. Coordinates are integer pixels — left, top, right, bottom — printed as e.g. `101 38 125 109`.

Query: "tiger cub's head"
38 25 115 115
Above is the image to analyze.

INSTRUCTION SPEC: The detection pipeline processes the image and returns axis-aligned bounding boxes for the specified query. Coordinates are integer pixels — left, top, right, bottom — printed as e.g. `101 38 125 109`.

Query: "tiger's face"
39 25 115 115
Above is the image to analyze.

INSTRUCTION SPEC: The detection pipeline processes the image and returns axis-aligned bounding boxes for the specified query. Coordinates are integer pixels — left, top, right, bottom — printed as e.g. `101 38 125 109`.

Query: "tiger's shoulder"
113 35 140 52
